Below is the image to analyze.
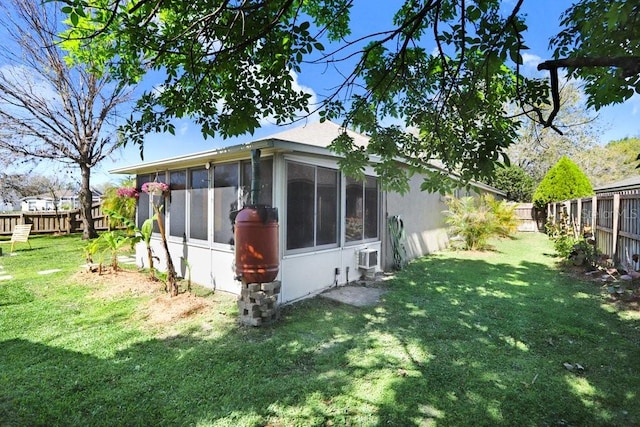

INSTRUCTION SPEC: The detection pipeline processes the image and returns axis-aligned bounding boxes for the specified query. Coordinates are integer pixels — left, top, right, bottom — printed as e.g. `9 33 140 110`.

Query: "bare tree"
0 0 134 239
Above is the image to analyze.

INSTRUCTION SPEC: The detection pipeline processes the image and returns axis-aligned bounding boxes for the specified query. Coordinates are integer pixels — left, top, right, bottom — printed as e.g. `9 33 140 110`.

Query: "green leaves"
551 0 640 109
532 157 594 208
58 0 632 195
59 0 342 146
444 194 517 251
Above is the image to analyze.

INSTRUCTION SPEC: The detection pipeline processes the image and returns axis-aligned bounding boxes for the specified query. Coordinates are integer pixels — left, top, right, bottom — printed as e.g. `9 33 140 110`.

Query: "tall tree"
0 0 134 239
57 0 639 192
576 137 640 186
487 165 536 202
507 81 603 182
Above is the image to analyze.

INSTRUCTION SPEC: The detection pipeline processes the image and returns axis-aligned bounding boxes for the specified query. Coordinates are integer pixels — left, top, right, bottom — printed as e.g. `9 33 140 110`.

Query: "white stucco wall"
135 239 240 295
139 237 382 304
383 174 450 270
279 241 381 303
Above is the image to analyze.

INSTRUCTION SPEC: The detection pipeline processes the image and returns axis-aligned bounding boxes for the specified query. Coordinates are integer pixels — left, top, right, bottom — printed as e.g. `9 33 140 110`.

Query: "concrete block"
261 308 276 318
261 281 281 293
250 290 266 304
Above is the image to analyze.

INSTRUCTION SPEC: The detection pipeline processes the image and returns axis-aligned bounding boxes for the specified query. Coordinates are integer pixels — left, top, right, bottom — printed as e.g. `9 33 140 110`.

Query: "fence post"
577 198 582 230
612 193 620 263
591 196 598 233
65 212 71 234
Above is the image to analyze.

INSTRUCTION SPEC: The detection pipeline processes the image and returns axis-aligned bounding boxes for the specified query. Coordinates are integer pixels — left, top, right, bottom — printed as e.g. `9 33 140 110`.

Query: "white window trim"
284 159 340 254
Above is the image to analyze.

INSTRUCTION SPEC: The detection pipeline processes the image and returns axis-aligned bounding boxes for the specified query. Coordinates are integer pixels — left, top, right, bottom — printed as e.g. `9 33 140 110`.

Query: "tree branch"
536 56 640 130
538 56 640 78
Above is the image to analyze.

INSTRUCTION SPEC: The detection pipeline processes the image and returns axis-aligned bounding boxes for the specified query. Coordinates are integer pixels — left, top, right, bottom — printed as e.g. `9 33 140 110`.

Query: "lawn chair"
9 224 32 252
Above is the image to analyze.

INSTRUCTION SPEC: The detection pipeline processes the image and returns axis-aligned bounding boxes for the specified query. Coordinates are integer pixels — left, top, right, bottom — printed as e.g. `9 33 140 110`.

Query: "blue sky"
88 0 640 185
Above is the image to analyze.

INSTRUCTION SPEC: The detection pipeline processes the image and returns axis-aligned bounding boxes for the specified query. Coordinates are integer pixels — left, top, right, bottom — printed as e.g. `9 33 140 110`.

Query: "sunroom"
112 120 500 303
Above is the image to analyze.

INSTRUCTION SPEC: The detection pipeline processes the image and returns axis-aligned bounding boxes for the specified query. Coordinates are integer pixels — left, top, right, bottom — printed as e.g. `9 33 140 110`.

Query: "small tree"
532 156 593 208
141 181 178 296
489 165 536 202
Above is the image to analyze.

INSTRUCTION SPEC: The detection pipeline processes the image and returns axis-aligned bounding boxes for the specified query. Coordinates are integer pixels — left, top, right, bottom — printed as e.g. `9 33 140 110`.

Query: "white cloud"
522 53 542 69
0 64 59 104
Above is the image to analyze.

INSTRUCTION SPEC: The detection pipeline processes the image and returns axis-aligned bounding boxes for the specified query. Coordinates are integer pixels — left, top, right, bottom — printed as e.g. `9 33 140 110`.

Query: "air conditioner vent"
358 249 378 270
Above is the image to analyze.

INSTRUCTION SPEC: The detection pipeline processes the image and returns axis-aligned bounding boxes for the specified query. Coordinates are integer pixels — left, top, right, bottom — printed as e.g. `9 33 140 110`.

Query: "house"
20 189 102 212
111 121 503 304
593 175 640 195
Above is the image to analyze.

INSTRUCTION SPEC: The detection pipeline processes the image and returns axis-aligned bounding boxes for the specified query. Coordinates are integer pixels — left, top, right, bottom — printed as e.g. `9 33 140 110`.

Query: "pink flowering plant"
139 179 178 295
141 181 169 196
116 187 139 199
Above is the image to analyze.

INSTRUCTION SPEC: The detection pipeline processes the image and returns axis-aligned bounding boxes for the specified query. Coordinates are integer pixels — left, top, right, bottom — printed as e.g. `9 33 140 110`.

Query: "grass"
1 233 639 426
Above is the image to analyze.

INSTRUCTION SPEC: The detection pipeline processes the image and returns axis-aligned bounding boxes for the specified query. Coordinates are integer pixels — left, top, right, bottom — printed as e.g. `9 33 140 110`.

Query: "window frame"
212 162 239 246
168 170 187 240
285 160 340 254
344 174 380 245
159 157 274 247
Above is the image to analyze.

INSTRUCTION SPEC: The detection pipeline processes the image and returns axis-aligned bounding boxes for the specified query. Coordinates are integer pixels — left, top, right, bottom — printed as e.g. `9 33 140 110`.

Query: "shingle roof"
593 175 640 193
257 120 369 148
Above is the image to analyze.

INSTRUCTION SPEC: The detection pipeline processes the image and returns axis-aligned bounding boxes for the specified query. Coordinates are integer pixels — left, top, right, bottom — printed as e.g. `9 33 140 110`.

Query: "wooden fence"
0 203 109 236
548 192 640 266
510 202 545 232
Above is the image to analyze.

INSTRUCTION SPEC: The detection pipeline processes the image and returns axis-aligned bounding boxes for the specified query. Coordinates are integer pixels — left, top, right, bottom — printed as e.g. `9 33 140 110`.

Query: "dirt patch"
77 268 164 297
143 292 212 324
75 267 216 326
563 264 640 314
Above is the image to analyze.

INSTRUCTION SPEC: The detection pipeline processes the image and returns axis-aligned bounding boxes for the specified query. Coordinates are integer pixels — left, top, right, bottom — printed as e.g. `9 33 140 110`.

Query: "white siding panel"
280 250 342 303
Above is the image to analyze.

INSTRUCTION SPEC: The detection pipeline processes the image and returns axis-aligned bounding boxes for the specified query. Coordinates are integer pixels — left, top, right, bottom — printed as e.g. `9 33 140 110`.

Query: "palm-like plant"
84 230 131 273
102 178 138 231
445 194 517 250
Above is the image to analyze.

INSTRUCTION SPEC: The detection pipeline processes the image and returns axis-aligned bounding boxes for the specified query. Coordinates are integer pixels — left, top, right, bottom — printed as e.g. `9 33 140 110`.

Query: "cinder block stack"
238 281 281 326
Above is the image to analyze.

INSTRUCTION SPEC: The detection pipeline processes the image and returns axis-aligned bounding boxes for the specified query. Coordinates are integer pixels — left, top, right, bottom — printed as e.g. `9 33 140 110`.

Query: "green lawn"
1 233 638 426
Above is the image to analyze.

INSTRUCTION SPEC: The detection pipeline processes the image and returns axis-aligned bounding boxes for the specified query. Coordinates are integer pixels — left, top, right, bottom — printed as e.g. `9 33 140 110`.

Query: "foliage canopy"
56 0 640 192
532 156 594 208
487 165 536 202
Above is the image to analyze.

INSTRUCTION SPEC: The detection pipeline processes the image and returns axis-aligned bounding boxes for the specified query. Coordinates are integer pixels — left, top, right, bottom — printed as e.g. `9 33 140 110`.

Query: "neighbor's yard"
0 233 639 426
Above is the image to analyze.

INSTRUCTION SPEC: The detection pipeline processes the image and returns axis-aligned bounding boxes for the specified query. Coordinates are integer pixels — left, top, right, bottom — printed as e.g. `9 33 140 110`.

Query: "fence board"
509 203 544 232
549 192 640 265
0 203 109 236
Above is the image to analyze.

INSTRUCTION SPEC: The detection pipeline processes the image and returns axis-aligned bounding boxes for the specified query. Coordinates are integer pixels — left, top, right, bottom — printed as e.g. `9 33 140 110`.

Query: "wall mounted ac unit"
358 249 378 270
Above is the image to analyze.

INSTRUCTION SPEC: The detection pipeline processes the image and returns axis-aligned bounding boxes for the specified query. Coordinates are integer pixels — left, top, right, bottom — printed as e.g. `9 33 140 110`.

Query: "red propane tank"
234 205 279 283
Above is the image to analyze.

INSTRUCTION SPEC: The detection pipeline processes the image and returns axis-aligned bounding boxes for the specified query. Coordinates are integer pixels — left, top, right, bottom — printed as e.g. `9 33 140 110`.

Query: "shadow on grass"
371 255 639 426
1 242 639 426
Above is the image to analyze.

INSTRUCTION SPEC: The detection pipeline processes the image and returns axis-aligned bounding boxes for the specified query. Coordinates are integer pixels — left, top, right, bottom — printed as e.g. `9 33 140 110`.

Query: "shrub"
532 156 593 208
545 211 598 266
489 165 536 202
445 194 517 251
486 195 518 237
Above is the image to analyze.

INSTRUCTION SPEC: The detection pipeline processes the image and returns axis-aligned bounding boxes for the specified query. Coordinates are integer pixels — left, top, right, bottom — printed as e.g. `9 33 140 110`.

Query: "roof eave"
109 140 276 175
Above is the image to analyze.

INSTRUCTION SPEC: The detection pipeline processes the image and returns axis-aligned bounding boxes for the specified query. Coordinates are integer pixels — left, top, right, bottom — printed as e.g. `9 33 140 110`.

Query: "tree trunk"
79 164 98 239
146 244 156 280
153 202 178 296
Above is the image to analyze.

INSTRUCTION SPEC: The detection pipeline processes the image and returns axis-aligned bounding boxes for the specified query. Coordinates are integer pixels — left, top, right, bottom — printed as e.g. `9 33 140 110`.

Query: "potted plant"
141 181 169 196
